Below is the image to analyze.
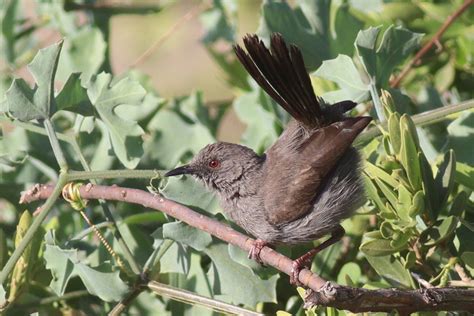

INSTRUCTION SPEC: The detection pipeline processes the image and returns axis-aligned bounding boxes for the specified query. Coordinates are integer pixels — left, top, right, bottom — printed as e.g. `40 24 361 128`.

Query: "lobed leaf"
86 72 146 169
355 26 423 87
313 54 369 103
162 222 212 251
43 231 128 302
55 73 93 116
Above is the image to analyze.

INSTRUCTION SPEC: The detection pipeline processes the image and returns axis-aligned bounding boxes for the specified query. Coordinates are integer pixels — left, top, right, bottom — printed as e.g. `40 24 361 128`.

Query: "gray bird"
165 33 372 285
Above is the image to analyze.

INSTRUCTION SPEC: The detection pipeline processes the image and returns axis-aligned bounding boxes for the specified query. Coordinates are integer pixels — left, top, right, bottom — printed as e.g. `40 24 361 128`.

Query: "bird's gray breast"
217 176 281 242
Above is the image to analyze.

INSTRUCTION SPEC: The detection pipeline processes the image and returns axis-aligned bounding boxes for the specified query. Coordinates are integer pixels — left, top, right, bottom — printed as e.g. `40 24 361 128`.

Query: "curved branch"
20 183 474 313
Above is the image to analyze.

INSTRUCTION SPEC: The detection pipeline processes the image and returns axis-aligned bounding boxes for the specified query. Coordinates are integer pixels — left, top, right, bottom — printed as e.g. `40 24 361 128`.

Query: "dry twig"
390 0 473 88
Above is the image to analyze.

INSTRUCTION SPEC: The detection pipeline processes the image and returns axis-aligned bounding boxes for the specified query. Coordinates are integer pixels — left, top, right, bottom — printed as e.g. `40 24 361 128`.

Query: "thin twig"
64 2 162 14
21 183 474 313
128 3 208 69
108 284 145 316
355 98 474 146
390 0 473 88
455 263 473 283
147 281 264 316
411 272 434 288
68 137 142 275
16 290 89 308
0 176 67 287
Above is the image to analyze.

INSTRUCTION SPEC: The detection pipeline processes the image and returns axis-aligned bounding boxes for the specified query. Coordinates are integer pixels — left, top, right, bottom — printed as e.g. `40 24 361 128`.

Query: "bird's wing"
263 117 372 225
234 33 324 127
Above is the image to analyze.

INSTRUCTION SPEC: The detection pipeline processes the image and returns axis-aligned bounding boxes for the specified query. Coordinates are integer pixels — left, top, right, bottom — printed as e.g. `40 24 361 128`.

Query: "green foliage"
44 231 128 302
0 0 473 315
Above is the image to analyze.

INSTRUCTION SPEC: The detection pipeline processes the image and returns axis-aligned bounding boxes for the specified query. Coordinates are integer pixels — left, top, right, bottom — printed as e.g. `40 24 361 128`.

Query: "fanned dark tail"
234 33 357 127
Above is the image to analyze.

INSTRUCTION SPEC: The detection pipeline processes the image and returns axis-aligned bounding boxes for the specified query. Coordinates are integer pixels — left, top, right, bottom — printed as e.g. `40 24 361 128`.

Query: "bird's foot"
248 239 267 264
290 257 311 286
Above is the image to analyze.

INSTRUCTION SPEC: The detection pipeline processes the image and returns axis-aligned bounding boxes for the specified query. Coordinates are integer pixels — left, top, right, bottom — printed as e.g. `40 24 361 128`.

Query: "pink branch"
20 183 474 313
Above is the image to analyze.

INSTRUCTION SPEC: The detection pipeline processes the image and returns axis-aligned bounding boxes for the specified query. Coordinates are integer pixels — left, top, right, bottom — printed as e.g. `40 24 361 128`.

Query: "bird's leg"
290 225 345 286
248 239 268 264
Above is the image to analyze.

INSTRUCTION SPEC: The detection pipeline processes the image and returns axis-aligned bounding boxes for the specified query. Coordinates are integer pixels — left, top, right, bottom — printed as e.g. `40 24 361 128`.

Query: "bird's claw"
290 259 311 286
247 239 267 264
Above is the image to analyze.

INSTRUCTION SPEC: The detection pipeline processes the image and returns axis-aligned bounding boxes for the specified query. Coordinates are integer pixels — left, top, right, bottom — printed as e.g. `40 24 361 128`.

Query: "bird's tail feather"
234 33 357 127
234 33 324 127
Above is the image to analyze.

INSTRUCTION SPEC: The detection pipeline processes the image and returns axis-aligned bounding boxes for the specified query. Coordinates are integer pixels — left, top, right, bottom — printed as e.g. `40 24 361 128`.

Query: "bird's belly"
221 197 281 243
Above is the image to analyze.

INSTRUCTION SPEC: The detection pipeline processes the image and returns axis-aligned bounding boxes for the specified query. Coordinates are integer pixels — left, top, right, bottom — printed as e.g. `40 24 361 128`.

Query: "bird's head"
165 142 263 193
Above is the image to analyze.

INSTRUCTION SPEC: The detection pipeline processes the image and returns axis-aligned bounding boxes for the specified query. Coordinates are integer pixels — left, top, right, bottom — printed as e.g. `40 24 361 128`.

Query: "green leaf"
355 26 423 87
374 178 397 209
380 221 394 239
404 251 416 270
332 4 363 56
419 152 436 219
379 2 423 21
365 255 413 288
4 41 63 121
181 253 215 315
409 190 425 217
86 72 146 169
388 112 401 154
374 26 423 86
337 262 361 286
9 211 41 302
455 162 474 189
363 174 389 214
396 185 413 222
399 114 422 191
401 113 420 147
227 244 263 272
1 0 20 63
461 252 474 269
449 191 467 217
43 231 128 302
199 0 236 44
233 88 280 153
424 216 459 247
123 211 167 225
360 237 404 256
0 229 6 270
434 150 456 211
5 79 41 121
56 27 106 82
55 73 93 116
447 112 474 165
147 102 215 168
205 243 278 306
313 54 369 103
389 231 411 250
28 41 63 115
152 228 190 275
179 91 216 135
159 175 220 215
257 0 331 70
354 26 381 80
162 222 212 251
206 46 251 91
434 58 455 92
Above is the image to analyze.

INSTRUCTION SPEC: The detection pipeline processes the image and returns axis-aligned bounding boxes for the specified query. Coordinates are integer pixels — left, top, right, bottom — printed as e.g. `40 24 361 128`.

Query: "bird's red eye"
208 159 220 168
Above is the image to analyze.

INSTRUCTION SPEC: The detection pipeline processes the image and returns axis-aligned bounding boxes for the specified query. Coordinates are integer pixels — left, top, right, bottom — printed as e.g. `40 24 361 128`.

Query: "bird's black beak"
164 165 194 177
